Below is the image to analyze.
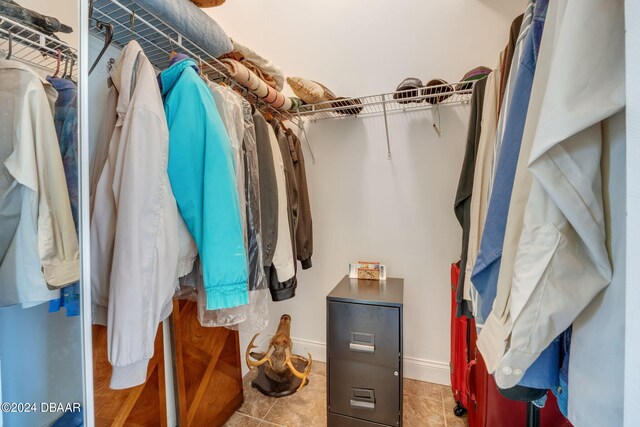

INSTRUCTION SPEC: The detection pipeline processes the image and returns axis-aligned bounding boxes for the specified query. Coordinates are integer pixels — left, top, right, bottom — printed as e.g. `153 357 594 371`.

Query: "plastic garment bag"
188 94 269 331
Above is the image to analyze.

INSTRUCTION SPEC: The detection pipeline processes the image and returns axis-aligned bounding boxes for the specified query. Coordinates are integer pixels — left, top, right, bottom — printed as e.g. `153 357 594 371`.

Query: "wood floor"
223 362 469 427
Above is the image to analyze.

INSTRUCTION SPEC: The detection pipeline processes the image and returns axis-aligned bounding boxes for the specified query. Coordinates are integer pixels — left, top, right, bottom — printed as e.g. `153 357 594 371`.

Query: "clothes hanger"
62 53 70 77
197 56 204 76
64 56 75 80
168 37 178 62
4 31 12 60
89 20 114 75
52 49 62 77
262 110 274 123
129 11 136 40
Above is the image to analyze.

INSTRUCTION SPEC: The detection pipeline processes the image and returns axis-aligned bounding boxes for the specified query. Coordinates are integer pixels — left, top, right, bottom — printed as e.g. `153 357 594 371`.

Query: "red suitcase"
450 262 470 416
450 261 572 426
466 301 572 427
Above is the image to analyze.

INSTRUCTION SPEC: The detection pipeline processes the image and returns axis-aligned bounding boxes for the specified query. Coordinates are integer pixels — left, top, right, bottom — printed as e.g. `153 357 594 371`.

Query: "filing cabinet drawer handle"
349 342 375 353
350 387 375 411
349 332 375 354
350 399 375 411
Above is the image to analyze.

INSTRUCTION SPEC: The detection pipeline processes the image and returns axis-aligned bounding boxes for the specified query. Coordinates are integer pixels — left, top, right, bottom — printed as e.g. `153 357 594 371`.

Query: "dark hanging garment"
241 102 267 292
499 13 524 114
252 112 278 269
453 76 487 318
267 121 300 302
286 129 313 269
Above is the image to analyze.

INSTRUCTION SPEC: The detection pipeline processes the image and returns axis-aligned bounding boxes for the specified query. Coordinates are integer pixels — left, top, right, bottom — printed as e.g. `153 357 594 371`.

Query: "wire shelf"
0 14 77 79
297 81 475 121
89 0 294 122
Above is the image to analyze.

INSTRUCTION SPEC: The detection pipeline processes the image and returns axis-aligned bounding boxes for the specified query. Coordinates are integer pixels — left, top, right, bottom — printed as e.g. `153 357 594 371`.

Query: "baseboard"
403 356 450 386
290 338 450 386
291 337 327 362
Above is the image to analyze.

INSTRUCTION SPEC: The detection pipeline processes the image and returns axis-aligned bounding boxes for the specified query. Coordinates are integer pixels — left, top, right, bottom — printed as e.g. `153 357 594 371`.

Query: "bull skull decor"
246 314 313 397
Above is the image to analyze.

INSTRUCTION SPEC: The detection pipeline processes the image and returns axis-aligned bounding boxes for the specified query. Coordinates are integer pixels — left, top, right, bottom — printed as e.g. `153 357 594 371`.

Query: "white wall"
0 1 81 426
625 0 640 425
210 0 524 384
12 0 78 48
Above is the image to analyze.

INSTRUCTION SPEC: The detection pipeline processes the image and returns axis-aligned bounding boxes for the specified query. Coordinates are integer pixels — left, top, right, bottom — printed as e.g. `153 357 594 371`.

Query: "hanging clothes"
471 0 546 326
463 55 504 325
265 123 296 301
569 110 626 427
477 0 562 374
498 14 524 115
159 58 249 311
198 97 270 330
479 0 625 392
90 41 181 389
252 112 279 272
285 127 313 270
241 101 268 293
89 83 117 213
454 76 487 319
0 60 79 307
489 0 535 195
46 76 80 317
273 122 299 264
210 83 247 246
472 0 560 393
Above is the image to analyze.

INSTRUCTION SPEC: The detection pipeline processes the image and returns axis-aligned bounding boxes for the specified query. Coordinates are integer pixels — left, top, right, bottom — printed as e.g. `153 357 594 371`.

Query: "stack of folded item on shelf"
225 39 286 91
134 0 233 58
287 77 363 116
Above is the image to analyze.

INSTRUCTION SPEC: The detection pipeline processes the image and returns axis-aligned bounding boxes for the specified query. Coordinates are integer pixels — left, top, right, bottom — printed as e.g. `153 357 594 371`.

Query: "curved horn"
245 334 274 369
285 348 313 391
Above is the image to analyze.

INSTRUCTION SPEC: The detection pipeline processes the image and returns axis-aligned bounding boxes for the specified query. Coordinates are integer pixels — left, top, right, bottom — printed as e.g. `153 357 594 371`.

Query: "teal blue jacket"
160 59 248 310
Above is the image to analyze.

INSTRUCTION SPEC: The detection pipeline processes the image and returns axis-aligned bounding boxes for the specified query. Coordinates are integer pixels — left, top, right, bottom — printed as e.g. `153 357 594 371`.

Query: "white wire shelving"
0 14 78 79
296 80 477 160
89 0 295 123
297 81 475 121
88 0 477 161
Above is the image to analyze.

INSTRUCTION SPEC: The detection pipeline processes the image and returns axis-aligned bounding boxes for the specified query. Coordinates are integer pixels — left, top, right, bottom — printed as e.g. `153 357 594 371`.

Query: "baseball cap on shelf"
457 66 492 90
423 78 454 104
393 77 424 104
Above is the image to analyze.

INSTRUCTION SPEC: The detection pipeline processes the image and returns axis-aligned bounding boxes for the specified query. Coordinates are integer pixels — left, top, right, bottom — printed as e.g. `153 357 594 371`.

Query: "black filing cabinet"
327 276 404 426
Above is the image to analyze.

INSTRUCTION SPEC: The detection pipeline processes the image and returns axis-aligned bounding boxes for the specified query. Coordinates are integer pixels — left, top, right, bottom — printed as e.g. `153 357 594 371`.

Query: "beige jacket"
0 60 79 306
463 55 503 317
90 42 181 389
477 0 625 388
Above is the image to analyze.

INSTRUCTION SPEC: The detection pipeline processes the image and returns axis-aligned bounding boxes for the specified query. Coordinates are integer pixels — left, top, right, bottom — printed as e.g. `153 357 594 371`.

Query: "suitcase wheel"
453 403 467 417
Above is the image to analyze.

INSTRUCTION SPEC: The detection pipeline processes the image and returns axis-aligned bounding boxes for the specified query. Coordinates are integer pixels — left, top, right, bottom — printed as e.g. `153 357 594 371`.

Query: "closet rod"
90 0 300 128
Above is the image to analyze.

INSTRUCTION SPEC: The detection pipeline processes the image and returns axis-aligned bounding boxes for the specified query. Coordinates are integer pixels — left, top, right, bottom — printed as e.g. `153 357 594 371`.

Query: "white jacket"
267 124 295 282
0 60 79 306
90 41 181 389
478 0 625 388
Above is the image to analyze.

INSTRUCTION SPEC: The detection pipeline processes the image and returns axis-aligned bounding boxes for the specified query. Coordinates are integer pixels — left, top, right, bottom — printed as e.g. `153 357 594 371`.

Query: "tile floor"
223 362 469 427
